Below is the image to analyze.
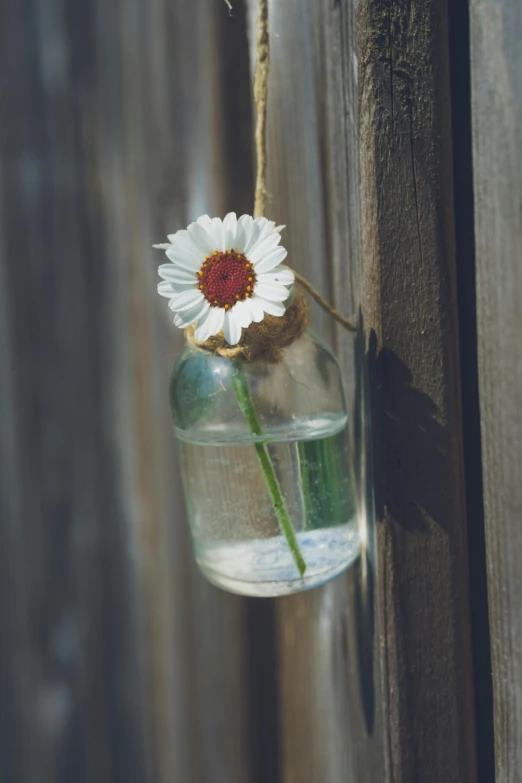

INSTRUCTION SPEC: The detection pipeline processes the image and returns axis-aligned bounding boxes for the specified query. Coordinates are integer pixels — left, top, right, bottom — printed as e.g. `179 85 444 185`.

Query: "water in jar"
176 412 360 597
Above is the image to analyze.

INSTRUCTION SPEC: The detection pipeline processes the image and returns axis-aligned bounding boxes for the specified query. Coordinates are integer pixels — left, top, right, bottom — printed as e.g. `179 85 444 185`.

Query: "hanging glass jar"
170 329 360 597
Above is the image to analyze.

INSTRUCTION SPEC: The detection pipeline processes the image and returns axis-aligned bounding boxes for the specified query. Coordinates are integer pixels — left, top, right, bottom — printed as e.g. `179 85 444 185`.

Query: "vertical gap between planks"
245 600 282 783
448 0 494 780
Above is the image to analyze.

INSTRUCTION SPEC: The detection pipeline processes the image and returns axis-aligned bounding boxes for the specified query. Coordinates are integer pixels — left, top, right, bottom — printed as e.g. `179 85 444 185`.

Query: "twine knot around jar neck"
185 285 309 363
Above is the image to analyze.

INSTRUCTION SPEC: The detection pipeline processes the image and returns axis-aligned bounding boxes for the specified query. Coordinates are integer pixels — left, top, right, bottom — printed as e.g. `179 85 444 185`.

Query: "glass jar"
170 330 361 597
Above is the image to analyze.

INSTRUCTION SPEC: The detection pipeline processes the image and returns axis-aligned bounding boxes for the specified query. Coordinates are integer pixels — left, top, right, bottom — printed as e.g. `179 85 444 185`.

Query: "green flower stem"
231 359 307 577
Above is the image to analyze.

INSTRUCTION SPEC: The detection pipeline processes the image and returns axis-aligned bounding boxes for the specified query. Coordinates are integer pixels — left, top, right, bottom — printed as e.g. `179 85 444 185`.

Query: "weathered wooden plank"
247 1 385 780
0 2 152 780
358 2 477 781
469 2 522 781
0 0 252 781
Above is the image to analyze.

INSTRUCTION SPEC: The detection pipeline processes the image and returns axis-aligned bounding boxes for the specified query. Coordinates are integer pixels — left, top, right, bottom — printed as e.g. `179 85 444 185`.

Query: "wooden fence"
1 0 520 781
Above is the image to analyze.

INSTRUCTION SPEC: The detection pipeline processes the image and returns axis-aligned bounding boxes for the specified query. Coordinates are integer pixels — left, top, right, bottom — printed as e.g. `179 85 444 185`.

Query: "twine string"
253 0 269 218
293 272 356 332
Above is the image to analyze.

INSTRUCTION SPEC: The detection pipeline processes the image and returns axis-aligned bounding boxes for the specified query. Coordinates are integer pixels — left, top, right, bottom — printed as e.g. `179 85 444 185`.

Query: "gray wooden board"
358 1 478 781
470 2 522 781
0 0 252 781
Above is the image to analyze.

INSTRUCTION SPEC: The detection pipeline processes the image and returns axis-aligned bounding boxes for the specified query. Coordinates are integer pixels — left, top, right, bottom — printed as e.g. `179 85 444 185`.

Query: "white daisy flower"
154 213 295 346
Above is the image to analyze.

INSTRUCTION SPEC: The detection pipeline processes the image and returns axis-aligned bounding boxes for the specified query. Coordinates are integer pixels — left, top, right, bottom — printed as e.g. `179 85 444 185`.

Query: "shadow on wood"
369 333 453 536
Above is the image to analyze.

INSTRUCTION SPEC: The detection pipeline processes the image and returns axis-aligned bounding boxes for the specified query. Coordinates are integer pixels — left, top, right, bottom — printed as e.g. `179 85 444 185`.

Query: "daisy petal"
189 299 210 322
254 296 286 317
173 300 210 328
168 230 202 261
158 280 198 298
194 307 225 342
252 216 269 233
196 214 212 227
223 212 237 249
233 215 254 253
245 296 265 322
224 310 242 345
248 233 282 264
174 282 201 295
158 281 176 298
253 246 288 273
232 299 254 329
258 267 295 285
254 282 291 302
209 217 226 252
159 264 198 283
169 289 204 312
254 218 280 242
165 250 202 273
153 243 171 250
244 221 263 254
223 212 237 230
187 222 215 256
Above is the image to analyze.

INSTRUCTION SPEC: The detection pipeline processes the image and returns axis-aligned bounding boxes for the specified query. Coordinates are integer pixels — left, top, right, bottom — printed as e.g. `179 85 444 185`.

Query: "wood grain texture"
0 0 252 781
248 1 385 780
470 2 522 781
358 2 478 781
